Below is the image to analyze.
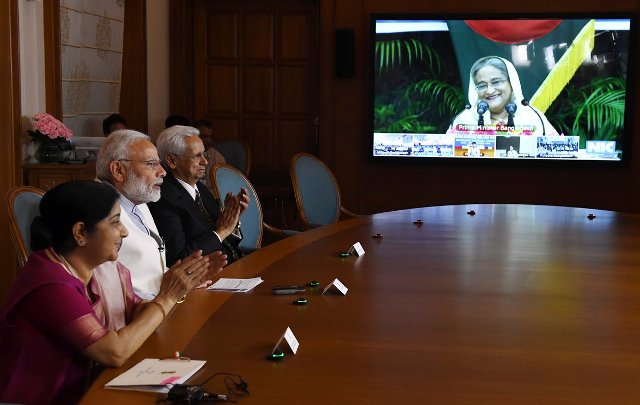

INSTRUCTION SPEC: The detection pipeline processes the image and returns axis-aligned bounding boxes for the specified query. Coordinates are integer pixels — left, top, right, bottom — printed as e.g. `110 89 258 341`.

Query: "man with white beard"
95 130 227 299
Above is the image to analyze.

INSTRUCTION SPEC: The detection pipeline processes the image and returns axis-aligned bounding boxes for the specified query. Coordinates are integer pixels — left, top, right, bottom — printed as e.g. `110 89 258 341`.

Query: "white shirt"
119 194 150 235
116 201 167 300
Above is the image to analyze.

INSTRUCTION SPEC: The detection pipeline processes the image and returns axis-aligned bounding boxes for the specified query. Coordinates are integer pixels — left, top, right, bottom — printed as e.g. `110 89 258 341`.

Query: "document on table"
104 358 206 393
207 277 264 292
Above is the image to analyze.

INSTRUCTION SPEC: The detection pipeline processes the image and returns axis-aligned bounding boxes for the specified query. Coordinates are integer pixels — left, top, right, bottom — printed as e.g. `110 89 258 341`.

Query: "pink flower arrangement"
30 112 73 141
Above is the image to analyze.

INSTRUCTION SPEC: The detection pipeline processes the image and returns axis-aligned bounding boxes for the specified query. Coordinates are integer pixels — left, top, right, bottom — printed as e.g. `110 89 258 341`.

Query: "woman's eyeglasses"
475 78 508 93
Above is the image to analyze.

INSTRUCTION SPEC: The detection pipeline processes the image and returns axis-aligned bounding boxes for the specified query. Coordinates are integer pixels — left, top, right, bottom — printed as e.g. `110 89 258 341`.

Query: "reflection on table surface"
82 205 640 404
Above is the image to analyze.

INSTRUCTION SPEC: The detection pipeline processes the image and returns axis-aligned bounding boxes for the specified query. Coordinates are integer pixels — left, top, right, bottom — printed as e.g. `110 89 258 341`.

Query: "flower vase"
34 140 63 163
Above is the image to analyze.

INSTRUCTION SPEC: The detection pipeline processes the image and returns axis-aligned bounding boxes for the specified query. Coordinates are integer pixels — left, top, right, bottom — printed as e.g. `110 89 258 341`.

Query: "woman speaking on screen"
450 56 558 136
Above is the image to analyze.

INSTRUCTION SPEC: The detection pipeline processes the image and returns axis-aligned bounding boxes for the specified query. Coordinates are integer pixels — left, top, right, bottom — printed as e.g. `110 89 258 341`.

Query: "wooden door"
193 0 319 177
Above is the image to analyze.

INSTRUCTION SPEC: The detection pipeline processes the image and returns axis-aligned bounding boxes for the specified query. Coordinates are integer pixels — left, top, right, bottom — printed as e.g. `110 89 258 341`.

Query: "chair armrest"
263 222 300 237
340 206 359 218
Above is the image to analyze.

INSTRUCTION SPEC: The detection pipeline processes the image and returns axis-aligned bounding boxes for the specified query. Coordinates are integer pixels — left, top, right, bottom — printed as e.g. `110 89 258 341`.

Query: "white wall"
146 0 170 140
19 0 47 162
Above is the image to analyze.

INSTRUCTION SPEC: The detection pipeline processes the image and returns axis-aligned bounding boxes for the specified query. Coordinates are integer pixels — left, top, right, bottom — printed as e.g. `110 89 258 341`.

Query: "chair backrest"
215 140 251 177
5 186 45 268
209 163 263 250
290 153 341 228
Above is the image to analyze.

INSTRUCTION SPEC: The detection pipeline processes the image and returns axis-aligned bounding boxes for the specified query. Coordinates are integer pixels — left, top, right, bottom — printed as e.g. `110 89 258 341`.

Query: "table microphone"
449 104 471 130
477 101 489 126
505 102 517 127
521 99 545 135
167 384 229 403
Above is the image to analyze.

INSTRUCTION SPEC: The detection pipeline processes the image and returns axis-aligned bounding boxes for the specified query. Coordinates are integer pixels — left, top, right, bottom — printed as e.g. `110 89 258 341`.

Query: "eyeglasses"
475 78 508 93
118 159 162 169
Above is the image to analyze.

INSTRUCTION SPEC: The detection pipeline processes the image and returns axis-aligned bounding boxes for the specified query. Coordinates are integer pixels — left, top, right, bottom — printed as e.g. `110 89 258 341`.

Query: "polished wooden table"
82 205 640 404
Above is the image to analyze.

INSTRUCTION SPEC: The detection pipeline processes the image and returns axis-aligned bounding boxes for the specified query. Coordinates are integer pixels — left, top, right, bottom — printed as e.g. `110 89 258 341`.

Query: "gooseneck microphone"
505 102 517 127
477 101 489 126
521 99 545 135
449 104 471 130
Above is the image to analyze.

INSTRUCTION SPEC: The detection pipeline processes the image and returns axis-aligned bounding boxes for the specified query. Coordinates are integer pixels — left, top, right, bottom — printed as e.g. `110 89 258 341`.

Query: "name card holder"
272 326 300 355
348 242 365 256
322 278 349 295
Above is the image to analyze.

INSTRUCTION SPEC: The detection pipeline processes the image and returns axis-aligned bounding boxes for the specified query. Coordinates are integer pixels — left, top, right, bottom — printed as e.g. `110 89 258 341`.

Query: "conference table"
82 204 640 404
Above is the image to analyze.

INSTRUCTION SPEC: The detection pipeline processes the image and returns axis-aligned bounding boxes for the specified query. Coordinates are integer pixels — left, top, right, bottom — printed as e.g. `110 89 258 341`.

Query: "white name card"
322 278 349 295
273 326 299 354
349 242 365 256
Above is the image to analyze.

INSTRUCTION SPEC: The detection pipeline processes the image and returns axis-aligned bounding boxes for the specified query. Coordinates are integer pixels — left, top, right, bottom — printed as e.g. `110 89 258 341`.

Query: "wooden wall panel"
169 0 194 118
211 118 239 141
278 67 309 114
280 14 311 60
43 0 62 119
192 0 319 178
207 13 238 59
120 0 147 133
277 120 316 166
242 119 274 167
207 66 238 113
242 66 274 114
243 14 274 59
0 0 22 302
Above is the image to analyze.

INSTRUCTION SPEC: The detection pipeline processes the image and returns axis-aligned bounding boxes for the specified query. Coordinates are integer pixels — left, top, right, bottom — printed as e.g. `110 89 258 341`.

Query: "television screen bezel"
367 12 637 168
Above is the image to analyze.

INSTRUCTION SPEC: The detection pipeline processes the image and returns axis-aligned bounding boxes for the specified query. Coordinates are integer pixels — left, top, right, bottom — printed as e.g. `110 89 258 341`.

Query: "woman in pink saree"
0 181 225 404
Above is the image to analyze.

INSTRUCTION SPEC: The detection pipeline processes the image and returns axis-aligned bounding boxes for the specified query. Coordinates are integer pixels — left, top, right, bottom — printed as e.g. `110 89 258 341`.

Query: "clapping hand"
237 187 249 214
197 250 228 288
156 250 210 303
215 192 243 239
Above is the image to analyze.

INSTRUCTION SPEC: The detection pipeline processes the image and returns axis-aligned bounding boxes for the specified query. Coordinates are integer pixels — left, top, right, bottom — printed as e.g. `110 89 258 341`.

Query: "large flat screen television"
370 15 635 162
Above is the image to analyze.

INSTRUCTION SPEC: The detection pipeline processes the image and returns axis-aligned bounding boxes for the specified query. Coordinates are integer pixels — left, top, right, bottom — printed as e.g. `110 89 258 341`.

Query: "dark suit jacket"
148 172 240 267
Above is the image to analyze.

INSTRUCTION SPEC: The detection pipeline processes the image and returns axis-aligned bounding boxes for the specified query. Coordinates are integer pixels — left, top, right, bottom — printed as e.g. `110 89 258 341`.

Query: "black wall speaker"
335 28 355 79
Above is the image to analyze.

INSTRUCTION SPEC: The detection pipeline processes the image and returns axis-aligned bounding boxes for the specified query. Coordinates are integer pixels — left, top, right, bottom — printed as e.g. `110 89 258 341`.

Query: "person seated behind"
102 113 128 136
165 114 190 128
506 145 519 158
193 118 225 187
0 181 214 405
148 125 249 267
449 56 558 136
467 141 481 157
95 129 227 299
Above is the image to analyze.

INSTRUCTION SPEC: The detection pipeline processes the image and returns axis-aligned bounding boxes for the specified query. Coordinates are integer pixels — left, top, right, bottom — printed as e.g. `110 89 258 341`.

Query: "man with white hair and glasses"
148 125 249 269
95 129 227 299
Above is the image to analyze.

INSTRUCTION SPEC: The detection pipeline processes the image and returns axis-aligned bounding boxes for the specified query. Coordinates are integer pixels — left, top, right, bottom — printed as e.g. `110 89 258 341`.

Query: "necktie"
195 190 241 262
195 190 216 228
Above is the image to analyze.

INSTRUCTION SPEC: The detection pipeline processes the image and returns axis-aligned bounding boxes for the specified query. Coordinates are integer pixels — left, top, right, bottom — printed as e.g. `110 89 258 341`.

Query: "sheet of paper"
207 277 264 292
105 358 206 393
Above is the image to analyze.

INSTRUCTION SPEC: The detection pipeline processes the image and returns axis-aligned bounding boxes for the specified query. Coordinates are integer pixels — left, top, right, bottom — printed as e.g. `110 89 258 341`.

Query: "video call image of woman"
450 56 559 136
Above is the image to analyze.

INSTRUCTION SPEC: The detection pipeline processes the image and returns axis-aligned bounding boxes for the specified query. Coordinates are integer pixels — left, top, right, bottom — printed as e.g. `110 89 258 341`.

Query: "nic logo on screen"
586 141 617 158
